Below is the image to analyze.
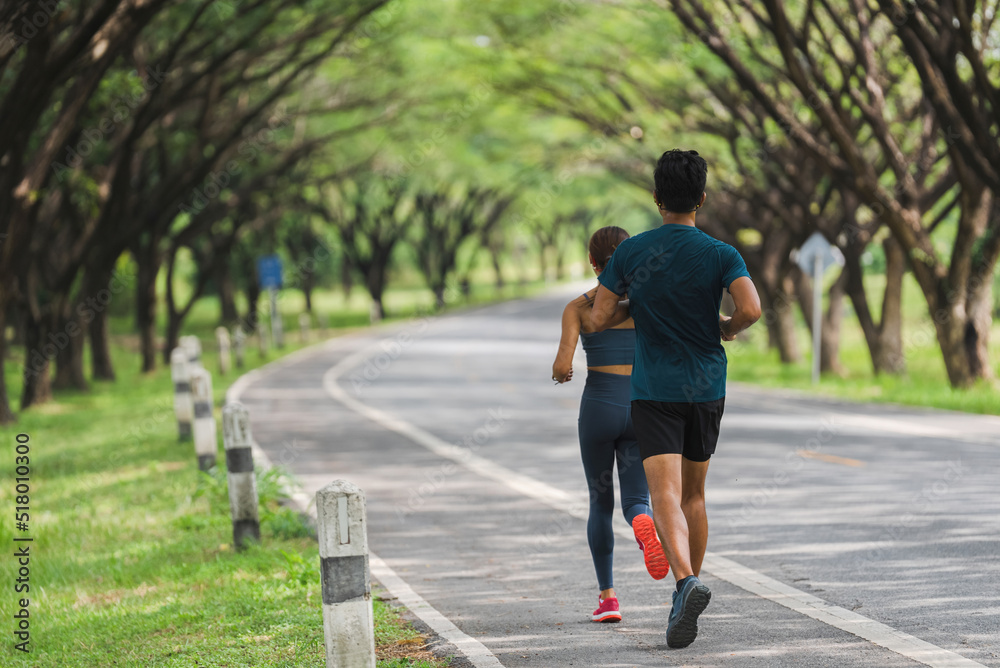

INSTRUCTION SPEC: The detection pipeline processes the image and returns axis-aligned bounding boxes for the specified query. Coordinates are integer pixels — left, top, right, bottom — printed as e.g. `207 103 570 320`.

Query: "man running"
590 149 761 648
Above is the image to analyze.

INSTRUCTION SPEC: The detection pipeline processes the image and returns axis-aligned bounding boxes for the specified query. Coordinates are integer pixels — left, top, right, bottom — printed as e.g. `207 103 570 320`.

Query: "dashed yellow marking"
795 449 866 467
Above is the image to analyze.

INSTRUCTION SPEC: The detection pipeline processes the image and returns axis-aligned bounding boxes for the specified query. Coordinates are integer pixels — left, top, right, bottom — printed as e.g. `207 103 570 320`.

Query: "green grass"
373 596 447 667
726 274 1000 415
0 286 477 666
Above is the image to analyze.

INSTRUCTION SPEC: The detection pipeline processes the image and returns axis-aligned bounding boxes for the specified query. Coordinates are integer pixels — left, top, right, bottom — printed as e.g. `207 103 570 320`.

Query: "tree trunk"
135 251 159 373
21 314 53 409
340 254 353 299
843 254 881 372
368 274 385 321
433 284 446 310
158 241 214 365
912 191 996 388
794 265 844 375
216 258 239 324
792 265 815 336
370 295 384 322
8 305 25 346
0 303 16 424
165 308 183 361
748 239 802 365
491 248 505 289
302 271 314 313
820 268 846 375
933 302 974 387
924 280 995 388
762 274 802 364
53 302 88 391
85 265 116 380
964 273 994 382
842 237 905 375
874 237 906 374
89 305 115 381
365 253 391 322
761 286 780 349
246 280 261 325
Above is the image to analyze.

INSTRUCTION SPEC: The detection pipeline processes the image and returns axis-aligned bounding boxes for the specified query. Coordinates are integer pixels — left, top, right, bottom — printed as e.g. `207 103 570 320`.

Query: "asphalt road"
238 284 1000 668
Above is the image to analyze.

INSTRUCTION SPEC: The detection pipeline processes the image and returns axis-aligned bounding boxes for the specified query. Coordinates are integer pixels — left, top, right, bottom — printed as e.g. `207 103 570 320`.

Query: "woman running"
551 226 669 624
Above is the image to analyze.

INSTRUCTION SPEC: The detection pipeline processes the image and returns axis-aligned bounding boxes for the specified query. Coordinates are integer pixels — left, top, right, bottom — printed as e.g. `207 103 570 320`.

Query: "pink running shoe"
592 596 622 623
632 513 670 580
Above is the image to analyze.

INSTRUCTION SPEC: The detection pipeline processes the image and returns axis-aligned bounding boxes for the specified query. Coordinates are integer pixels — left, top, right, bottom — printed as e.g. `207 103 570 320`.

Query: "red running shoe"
632 513 670 580
592 596 621 623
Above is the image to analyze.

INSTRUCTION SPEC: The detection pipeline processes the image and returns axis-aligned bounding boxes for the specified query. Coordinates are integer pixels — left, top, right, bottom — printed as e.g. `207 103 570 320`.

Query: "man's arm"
720 276 761 340
591 285 629 332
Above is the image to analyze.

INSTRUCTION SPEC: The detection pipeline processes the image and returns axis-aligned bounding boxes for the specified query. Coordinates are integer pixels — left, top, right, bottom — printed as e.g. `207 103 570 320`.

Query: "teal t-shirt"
598 224 751 403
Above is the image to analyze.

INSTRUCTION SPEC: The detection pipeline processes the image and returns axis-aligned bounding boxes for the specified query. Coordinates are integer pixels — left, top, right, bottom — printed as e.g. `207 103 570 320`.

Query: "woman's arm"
552 301 582 383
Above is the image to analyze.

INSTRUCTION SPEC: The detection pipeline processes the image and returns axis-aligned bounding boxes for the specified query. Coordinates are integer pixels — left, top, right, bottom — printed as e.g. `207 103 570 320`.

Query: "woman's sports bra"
580 294 636 366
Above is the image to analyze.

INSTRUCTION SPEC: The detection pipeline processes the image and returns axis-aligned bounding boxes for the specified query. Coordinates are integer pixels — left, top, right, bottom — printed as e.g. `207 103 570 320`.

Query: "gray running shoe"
666 576 711 648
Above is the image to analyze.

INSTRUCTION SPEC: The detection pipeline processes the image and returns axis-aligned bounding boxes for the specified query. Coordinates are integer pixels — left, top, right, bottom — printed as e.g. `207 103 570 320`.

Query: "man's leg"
634 401 713 648
642 453 693 581
680 457 711 577
679 397 722 577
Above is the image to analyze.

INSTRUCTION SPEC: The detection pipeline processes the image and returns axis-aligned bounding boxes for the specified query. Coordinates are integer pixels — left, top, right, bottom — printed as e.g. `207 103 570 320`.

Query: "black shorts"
631 398 725 462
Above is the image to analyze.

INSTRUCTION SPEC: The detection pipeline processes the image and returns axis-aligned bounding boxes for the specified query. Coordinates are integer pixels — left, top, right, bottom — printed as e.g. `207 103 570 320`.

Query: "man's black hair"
654 149 707 213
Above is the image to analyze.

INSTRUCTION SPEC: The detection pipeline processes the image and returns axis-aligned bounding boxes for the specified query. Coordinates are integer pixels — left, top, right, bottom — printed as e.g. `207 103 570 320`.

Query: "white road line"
705 555 986 668
324 340 989 668
224 328 381 406
228 328 508 668
368 553 505 668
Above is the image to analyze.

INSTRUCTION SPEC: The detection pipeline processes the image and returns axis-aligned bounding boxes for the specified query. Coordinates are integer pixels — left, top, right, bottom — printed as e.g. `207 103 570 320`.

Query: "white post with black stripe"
189 367 217 471
179 335 192 362
317 480 376 668
216 327 231 376
170 347 193 441
222 403 260 550
181 335 202 367
257 319 269 356
299 312 310 344
233 327 246 368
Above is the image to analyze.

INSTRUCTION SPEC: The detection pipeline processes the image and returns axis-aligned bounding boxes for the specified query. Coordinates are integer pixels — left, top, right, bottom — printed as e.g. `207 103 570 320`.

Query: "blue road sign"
257 255 283 289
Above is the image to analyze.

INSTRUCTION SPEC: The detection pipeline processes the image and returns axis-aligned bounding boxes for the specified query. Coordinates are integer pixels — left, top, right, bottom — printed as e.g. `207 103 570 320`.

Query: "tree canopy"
1 0 998 423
